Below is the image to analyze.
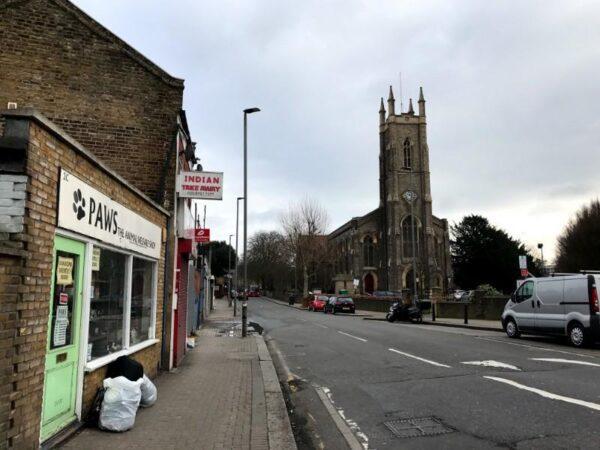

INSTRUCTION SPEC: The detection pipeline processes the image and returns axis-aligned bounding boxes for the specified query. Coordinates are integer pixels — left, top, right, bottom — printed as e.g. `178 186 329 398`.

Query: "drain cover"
384 417 454 438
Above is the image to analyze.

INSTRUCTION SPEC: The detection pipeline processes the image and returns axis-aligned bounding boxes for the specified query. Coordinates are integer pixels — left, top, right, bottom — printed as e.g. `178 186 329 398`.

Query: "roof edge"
1 108 170 216
2 0 184 88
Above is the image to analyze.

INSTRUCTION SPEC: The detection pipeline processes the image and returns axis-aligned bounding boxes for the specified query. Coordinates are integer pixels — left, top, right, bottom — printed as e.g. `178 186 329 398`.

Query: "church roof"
328 207 381 240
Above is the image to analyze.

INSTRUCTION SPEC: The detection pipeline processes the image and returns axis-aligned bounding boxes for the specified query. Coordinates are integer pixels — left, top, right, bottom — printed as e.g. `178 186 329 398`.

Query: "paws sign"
57 169 162 259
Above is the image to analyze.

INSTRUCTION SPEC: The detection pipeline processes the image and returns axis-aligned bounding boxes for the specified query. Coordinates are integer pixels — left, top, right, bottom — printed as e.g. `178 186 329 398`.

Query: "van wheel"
568 323 588 347
505 319 520 338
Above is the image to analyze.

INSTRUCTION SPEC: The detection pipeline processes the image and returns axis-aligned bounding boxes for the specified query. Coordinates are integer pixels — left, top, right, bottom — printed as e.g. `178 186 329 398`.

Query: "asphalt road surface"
249 297 600 450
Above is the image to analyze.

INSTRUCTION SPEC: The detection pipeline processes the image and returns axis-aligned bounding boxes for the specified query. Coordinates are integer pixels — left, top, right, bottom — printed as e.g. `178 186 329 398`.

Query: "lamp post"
537 243 544 275
234 196 244 316
243 107 260 337
228 234 234 306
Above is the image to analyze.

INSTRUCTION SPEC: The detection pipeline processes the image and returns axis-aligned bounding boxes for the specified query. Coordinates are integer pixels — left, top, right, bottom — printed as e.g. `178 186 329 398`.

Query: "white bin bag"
140 375 157 408
99 376 143 432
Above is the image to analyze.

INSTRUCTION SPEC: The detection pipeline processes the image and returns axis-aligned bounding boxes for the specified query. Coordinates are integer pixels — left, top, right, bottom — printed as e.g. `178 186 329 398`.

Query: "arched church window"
403 138 412 169
402 215 419 258
363 236 374 267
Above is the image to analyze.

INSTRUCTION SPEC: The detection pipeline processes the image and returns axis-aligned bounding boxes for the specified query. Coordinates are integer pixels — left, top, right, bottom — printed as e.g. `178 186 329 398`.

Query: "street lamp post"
228 234 234 306
243 107 260 338
234 196 244 317
537 243 544 275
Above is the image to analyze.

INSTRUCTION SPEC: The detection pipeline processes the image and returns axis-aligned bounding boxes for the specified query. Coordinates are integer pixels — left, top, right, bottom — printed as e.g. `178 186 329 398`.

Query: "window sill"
84 338 159 372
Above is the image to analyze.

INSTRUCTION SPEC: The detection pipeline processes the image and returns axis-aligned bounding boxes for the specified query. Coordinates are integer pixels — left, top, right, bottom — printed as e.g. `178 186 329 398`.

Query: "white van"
501 274 600 347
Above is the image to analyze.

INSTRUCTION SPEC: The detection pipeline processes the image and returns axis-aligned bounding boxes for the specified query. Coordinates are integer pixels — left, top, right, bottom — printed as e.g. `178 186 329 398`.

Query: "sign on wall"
57 169 162 259
177 171 223 200
194 228 210 243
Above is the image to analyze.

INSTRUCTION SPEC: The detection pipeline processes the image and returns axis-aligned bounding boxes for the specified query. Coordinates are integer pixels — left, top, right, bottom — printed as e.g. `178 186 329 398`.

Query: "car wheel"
568 322 588 347
505 318 520 338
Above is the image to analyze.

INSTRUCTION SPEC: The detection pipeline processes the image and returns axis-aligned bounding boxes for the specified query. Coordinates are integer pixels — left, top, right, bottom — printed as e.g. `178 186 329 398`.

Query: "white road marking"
318 387 367 450
338 331 367 342
530 358 600 367
484 376 600 412
314 323 329 329
461 360 520 371
476 337 595 359
388 348 451 368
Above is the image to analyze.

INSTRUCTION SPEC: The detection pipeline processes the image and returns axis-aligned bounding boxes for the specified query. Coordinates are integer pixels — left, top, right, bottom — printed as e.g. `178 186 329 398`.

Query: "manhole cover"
384 417 454 438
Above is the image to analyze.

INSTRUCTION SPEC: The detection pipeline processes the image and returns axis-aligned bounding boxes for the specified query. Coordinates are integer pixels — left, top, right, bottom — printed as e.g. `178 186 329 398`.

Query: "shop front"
0 109 168 448
41 169 163 441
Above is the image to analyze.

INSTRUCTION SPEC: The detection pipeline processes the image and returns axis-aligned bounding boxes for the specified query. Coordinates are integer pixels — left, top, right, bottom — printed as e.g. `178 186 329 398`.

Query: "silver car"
501 274 600 347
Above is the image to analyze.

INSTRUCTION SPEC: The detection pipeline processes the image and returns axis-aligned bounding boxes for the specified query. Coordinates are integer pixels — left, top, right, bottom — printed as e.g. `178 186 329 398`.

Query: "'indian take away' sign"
177 171 223 200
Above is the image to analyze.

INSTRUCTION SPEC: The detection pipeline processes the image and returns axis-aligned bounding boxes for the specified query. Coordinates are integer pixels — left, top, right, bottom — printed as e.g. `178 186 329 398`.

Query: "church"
328 86 452 299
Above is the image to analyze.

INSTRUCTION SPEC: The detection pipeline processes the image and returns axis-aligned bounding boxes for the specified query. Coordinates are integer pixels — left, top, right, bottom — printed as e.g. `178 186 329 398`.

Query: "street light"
234 196 244 317
228 234 234 306
537 243 544 275
243 107 260 337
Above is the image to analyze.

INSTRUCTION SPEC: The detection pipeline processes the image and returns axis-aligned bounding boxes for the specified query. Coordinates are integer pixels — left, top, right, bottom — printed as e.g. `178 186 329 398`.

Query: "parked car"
308 294 329 312
501 274 600 347
248 290 260 298
324 296 355 314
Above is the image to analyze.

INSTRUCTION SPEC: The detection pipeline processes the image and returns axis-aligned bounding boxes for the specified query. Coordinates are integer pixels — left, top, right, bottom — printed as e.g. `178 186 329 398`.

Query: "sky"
73 0 600 262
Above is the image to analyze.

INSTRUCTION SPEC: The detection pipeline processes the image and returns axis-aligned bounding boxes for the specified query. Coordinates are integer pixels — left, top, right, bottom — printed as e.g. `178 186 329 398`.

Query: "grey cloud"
74 0 600 257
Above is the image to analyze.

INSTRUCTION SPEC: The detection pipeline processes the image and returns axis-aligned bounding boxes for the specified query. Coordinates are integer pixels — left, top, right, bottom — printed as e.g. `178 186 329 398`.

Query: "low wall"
435 295 508 320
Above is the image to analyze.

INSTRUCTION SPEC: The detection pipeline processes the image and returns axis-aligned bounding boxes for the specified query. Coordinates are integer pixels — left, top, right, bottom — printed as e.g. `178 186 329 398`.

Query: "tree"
201 241 236 278
246 231 292 292
280 197 331 296
451 215 540 294
556 199 600 272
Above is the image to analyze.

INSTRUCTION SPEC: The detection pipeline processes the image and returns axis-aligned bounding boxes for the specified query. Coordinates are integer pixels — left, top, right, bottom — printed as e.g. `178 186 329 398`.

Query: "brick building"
0 0 198 374
0 109 168 447
329 87 452 298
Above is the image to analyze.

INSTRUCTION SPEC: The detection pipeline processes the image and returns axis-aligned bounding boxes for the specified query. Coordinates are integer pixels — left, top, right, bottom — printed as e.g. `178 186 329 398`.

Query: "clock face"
402 190 418 203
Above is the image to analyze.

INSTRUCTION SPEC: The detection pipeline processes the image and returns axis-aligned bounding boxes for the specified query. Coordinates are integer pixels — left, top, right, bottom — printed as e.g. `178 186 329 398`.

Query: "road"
249 297 600 450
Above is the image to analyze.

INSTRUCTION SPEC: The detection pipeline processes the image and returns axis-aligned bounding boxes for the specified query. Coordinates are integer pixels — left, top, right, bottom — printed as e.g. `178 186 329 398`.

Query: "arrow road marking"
530 358 600 367
484 376 600 412
461 360 521 371
389 348 451 368
337 331 367 342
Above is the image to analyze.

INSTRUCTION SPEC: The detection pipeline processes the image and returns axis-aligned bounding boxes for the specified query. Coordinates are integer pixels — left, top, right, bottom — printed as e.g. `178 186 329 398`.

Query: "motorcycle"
386 301 423 323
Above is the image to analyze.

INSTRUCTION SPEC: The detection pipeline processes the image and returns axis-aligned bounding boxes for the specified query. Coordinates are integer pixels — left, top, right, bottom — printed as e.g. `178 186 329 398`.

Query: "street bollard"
242 302 248 337
431 302 436 322
464 303 469 325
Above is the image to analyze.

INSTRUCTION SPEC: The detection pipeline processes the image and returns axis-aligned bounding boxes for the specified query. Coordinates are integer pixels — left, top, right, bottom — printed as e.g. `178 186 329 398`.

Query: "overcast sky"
75 0 600 262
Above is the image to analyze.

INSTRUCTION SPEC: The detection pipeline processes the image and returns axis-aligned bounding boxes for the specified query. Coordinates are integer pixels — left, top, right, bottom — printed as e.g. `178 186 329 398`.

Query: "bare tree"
281 197 331 296
246 231 291 293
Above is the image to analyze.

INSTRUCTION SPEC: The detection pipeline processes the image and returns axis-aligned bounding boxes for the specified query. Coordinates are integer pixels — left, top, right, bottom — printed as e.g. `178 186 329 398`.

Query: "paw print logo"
72 189 86 220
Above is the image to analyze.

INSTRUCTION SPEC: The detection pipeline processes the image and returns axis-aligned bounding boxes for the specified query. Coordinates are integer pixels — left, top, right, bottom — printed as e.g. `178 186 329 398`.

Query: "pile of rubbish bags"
89 356 157 432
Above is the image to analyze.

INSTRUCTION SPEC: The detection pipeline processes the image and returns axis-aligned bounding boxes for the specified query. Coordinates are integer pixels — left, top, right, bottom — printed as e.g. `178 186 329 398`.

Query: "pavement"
60 298 296 450
251 296 600 449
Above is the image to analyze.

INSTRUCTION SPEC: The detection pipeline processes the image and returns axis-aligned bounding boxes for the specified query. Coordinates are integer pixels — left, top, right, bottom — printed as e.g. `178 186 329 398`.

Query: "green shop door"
41 236 85 441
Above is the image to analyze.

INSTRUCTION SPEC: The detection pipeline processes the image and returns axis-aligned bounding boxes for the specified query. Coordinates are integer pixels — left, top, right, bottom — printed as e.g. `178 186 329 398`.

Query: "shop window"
130 258 155 344
89 248 126 360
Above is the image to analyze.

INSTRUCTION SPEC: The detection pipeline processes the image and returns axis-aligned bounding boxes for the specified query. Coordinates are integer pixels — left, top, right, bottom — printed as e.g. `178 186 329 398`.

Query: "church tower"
378 86 448 297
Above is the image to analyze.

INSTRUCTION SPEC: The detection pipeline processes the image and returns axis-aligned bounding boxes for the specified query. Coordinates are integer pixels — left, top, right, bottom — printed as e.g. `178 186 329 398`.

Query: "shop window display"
89 247 126 360
130 258 155 344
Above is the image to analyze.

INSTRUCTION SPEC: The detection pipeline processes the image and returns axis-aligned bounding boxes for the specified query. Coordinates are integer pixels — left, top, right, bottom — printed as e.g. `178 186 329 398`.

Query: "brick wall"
0 0 184 209
0 114 168 448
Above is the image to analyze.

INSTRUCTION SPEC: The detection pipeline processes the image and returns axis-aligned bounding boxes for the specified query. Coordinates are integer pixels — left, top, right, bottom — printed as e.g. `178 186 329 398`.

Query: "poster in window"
92 247 101 271
56 256 74 285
